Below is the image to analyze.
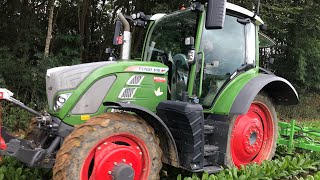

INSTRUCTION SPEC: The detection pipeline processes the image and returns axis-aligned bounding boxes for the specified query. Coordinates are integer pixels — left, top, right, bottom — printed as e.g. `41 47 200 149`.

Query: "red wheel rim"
80 133 150 180
230 101 275 167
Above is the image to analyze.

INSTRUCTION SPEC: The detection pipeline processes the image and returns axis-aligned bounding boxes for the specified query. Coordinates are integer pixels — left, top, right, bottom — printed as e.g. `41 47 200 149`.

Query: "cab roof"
227 3 264 25
150 2 264 25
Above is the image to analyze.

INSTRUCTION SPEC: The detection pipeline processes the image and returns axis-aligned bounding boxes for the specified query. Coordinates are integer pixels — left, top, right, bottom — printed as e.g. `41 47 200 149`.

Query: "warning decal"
154 77 166 83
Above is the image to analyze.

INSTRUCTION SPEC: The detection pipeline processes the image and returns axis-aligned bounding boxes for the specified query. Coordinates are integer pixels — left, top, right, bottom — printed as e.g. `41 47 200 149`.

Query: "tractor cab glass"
259 32 275 48
143 10 198 100
259 33 275 69
199 15 256 107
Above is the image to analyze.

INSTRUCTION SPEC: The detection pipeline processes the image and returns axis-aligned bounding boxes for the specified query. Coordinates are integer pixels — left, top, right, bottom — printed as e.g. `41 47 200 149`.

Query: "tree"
44 0 56 57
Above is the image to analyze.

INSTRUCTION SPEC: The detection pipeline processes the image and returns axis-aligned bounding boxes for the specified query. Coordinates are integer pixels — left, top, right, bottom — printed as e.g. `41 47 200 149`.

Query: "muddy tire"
53 112 162 180
225 92 278 167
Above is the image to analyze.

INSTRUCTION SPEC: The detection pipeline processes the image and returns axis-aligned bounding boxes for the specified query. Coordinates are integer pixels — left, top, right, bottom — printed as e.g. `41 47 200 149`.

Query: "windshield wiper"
230 64 255 80
237 63 255 72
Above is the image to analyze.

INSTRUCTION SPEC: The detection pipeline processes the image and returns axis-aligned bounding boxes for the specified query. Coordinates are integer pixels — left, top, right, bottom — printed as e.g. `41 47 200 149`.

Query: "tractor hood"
46 61 116 110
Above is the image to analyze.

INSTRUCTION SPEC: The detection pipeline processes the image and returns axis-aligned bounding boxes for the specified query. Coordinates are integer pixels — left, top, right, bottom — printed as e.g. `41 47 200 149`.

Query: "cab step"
203 165 223 173
204 125 215 134
204 145 219 156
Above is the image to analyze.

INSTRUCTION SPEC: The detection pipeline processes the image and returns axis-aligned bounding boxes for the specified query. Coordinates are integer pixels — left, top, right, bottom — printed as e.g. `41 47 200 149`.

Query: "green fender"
205 69 299 115
230 73 299 115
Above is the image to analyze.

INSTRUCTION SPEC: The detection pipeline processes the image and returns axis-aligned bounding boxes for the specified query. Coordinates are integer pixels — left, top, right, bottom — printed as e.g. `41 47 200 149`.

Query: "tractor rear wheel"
225 92 278 167
53 113 162 180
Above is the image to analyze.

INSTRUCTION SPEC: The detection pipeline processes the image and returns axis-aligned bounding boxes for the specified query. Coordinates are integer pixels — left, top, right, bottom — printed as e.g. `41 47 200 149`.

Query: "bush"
1 103 32 133
0 157 51 180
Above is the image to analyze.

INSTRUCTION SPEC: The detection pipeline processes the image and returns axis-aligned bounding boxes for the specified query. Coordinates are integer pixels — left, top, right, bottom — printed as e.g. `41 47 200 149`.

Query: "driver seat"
171 54 189 101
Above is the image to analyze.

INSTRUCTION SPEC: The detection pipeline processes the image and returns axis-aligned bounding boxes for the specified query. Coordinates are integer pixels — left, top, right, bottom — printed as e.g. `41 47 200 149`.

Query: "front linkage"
0 88 73 168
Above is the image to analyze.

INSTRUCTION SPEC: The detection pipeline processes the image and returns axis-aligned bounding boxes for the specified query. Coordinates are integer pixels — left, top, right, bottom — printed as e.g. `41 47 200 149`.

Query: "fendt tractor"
0 0 301 179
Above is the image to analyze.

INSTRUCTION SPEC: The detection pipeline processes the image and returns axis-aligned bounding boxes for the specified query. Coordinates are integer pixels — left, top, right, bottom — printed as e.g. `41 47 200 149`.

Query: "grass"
298 120 320 128
276 92 320 121
297 120 320 142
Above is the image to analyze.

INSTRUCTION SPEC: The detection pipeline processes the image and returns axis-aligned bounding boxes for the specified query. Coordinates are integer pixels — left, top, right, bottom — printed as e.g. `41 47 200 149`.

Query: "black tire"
53 112 162 180
225 92 278 167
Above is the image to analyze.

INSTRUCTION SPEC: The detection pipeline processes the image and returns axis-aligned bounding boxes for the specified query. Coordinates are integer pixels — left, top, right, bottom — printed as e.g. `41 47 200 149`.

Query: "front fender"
230 74 299 114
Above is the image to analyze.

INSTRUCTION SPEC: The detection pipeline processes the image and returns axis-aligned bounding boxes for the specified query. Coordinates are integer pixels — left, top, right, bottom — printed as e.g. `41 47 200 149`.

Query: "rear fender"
103 102 179 167
230 74 299 114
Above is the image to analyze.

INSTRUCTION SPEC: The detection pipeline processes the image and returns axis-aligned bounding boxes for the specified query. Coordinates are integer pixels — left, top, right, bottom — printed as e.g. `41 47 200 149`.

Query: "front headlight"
54 93 72 111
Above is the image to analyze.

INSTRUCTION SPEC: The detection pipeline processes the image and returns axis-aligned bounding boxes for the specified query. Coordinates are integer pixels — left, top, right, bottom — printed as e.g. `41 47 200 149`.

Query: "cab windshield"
143 10 198 62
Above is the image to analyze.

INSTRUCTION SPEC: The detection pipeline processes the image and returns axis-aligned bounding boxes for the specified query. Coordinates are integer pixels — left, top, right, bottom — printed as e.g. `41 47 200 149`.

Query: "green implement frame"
278 120 320 153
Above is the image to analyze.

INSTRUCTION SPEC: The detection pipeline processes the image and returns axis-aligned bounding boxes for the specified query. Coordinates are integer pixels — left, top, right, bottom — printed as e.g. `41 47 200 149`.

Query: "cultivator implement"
278 120 320 153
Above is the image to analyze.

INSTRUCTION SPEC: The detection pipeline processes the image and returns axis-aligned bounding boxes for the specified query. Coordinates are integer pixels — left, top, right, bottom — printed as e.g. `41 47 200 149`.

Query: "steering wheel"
171 54 189 95
148 47 166 63
173 54 188 70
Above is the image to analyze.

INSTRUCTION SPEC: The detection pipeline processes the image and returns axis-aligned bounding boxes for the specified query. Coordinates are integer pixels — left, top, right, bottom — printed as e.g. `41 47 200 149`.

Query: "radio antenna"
255 0 261 15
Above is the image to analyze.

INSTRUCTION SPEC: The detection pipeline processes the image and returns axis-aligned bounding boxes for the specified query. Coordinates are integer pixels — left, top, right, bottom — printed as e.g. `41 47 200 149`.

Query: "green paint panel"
52 61 168 125
187 11 205 96
205 68 259 114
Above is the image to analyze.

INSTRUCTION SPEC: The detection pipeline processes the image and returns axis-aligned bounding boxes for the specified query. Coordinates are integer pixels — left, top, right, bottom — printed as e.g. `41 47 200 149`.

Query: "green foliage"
0 157 51 180
313 171 320 179
178 151 320 180
1 103 32 133
299 121 320 129
0 0 319 106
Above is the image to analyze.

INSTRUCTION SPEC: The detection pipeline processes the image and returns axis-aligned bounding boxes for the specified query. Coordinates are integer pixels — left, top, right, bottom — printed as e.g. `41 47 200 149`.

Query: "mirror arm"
197 51 205 98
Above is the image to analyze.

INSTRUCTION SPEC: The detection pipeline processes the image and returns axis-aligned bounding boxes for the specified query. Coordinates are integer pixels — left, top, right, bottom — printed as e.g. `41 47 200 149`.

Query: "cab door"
196 14 256 109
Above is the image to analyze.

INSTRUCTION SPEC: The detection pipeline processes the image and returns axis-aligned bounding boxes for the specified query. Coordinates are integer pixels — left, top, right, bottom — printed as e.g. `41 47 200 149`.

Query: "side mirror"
206 0 227 29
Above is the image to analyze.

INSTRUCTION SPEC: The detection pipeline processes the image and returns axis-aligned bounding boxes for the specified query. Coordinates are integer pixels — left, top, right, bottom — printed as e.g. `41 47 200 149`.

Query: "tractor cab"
143 2 263 109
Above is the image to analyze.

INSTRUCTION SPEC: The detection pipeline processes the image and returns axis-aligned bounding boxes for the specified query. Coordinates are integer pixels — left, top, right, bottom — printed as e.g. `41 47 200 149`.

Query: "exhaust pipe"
118 13 131 60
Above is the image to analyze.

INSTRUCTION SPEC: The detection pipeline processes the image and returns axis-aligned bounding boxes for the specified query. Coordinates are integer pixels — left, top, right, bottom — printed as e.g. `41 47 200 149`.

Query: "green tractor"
0 0 300 179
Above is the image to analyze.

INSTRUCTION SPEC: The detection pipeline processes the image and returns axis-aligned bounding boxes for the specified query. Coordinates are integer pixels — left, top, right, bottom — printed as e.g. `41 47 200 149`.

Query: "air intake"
127 75 144 85
118 88 137 99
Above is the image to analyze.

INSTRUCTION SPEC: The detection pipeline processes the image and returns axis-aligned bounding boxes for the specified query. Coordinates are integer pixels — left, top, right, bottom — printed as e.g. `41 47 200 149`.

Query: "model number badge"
125 66 168 74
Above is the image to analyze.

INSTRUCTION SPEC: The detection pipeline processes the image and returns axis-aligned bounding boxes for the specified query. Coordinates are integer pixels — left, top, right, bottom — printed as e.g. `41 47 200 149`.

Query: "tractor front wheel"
225 92 278 167
53 113 162 180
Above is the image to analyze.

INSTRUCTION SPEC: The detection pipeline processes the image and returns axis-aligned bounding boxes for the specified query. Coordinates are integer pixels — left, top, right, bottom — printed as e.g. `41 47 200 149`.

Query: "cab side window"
200 15 246 107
